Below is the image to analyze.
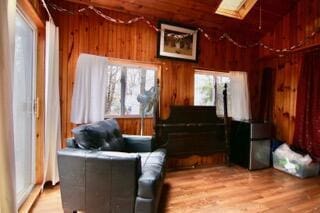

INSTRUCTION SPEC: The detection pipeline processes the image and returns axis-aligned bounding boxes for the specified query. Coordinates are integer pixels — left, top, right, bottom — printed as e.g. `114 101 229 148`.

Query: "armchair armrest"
123 134 155 153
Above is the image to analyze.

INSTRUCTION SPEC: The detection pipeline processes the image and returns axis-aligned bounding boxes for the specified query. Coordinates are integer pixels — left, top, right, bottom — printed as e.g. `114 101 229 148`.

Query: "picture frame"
157 21 198 62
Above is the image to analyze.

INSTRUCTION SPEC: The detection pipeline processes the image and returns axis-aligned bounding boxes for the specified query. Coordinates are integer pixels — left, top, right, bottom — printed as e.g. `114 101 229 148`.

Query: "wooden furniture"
155 83 230 162
156 106 227 157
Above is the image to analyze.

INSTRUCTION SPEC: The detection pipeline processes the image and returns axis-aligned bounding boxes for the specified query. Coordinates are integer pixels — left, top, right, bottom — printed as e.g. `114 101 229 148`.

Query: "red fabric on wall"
258 67 274 122
293 49 320 161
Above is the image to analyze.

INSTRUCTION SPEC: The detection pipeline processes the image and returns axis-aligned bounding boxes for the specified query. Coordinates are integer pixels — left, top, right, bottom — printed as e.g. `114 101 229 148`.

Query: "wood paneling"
258 0 320 144
35 30 45 184
116 117 154 136
167 153 225 170
64 0 299 39
31 166 320 212
52 2 258 143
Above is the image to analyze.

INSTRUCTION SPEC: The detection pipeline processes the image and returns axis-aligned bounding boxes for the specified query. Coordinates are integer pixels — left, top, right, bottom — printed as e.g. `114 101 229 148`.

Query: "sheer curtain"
43 20 61 186
0 0 17 212
229 71 251 121
71 53 109 124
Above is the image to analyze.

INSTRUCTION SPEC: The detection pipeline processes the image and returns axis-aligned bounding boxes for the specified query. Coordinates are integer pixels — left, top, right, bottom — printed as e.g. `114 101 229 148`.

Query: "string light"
259 0 262 30
47 1 320 55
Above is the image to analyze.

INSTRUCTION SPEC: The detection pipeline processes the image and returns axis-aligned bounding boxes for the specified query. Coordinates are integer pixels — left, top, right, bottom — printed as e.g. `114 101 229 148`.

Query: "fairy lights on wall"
47 1 320 54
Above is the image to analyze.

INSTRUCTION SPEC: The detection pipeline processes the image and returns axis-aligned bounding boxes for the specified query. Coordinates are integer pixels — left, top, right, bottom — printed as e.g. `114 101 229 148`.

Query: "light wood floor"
31 166 320 212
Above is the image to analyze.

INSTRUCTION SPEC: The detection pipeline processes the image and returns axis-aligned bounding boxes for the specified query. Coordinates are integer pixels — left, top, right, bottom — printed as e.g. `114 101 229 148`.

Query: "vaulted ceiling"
63 0 299 40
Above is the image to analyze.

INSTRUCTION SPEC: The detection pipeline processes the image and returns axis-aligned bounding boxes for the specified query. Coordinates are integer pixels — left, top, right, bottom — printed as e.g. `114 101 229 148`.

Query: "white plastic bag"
274 144 312 165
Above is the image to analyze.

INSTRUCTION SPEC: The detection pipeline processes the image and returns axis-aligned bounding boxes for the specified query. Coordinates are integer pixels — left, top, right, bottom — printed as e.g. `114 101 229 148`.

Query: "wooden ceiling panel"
62 0 299 39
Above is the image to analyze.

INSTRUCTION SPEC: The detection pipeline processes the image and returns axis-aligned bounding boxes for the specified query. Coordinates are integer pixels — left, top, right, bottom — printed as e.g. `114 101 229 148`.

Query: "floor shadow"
158 183 171 213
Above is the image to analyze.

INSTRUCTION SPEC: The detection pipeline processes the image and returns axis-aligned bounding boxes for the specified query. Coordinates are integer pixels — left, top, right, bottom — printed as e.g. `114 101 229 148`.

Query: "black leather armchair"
58 134 166 213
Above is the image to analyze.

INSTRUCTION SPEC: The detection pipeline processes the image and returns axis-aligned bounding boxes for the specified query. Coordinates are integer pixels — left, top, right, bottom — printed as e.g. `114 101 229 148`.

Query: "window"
194 71 231 116
194 73 215 106
104 64 157 117
13 8 37 207
220 0 246 11
215 0 257 20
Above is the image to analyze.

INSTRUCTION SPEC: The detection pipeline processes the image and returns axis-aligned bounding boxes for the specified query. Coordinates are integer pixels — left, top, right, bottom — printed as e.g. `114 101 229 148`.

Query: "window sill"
105 116 153 119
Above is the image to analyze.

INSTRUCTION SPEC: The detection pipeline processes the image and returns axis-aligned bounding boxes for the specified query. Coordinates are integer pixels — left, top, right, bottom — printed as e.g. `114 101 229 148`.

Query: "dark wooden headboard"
155 105 228 157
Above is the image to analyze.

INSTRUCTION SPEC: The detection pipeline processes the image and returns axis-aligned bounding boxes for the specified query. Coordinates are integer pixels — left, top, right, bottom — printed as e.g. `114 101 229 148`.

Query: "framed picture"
157 22 198 62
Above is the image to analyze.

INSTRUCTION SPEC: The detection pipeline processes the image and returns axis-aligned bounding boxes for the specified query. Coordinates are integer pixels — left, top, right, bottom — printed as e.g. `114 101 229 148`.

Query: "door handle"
34 97 40 119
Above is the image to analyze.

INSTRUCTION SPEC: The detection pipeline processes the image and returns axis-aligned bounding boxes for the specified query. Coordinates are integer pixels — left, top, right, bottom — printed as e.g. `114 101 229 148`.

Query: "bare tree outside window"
105 65 121 115
194 73 215 106
194 71 231 117
104 64 156 117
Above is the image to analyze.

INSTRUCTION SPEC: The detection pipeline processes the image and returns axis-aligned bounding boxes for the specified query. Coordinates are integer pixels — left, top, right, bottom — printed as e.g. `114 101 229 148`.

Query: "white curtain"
229 71 251 121
71 53 109 124
43 20 61 186
0 0 17 212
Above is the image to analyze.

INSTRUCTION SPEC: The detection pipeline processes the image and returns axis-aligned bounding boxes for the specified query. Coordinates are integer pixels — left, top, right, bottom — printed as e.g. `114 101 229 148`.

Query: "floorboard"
31 166 320 212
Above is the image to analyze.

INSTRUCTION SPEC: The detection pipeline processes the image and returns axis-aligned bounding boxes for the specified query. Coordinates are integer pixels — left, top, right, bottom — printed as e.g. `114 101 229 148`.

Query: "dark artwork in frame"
157 21 199 62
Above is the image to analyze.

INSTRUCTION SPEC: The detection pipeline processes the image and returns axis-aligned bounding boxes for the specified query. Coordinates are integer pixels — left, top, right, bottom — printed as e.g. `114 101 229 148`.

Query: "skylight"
215 0 257 20
219 0 246 11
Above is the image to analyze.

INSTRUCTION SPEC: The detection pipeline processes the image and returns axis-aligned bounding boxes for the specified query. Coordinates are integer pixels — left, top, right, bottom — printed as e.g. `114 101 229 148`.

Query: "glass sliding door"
13 8 37 207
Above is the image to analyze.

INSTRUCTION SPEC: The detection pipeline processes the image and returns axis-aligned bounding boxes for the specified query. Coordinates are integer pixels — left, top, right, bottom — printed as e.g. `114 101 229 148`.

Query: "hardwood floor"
31 166 320 212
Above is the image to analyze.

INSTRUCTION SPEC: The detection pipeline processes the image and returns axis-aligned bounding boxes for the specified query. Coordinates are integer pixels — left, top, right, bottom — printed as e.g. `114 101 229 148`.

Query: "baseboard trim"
19 185 42 213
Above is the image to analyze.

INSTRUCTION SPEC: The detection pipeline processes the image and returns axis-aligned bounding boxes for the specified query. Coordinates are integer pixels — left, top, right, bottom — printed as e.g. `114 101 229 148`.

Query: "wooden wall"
258 0 320 144
116 117 154 135
23 0 320 171
52 2 258 141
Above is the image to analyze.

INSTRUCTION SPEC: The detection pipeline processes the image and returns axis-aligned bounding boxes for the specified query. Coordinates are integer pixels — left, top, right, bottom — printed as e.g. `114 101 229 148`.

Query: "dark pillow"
98 119 125 151
72 123 106 150
71 119 124 151
72 124 89 149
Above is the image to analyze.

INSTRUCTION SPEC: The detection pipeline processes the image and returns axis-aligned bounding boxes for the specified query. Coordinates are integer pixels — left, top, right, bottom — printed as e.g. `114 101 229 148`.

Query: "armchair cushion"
72 119 125 151
123 134 155 152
